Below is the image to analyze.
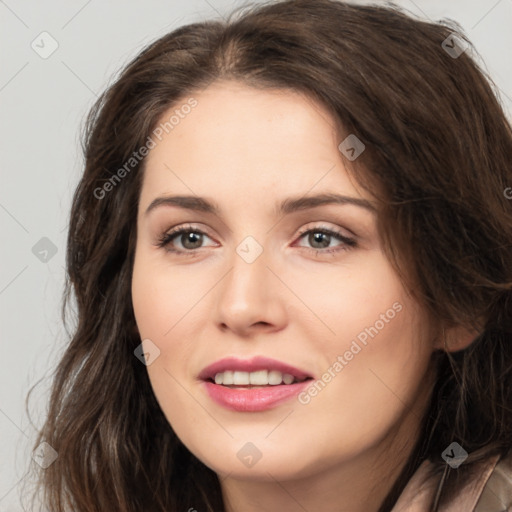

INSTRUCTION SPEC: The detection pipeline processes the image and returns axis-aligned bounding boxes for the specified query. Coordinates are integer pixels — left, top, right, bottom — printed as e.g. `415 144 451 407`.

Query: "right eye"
156 225 218 255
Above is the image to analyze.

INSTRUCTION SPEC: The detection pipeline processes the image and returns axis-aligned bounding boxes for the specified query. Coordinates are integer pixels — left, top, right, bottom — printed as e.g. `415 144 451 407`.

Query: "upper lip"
198 356 314 381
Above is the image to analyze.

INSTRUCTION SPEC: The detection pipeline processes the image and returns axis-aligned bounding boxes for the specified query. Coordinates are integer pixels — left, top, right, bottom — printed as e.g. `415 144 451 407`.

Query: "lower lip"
202 380 312 412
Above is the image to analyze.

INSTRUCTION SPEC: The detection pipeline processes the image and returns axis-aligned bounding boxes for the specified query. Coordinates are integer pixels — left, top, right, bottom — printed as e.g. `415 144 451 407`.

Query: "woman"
30 0 512 510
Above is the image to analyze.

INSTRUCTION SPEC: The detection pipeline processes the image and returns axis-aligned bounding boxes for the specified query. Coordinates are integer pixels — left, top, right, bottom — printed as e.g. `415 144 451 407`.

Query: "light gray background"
1 0 511 510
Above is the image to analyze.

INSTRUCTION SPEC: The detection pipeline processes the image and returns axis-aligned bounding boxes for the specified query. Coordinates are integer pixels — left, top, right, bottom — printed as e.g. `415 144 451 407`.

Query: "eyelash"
155 223 357 258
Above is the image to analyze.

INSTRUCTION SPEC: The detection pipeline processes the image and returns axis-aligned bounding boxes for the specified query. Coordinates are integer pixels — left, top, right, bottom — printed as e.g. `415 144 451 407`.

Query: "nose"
214 243 288 337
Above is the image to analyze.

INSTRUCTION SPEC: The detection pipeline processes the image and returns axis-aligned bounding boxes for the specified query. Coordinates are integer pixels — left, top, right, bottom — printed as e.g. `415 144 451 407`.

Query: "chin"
190 441 321 482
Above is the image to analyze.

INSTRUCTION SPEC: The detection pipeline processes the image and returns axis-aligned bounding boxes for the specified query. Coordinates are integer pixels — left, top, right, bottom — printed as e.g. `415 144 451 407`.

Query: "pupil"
183 232 202 249
310 232 330 249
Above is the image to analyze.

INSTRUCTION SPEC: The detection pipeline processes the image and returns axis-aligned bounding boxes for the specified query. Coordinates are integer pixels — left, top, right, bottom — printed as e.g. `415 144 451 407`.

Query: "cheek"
293 257 431 435
287 251 408 346
131 246 209 392
131 246 207 340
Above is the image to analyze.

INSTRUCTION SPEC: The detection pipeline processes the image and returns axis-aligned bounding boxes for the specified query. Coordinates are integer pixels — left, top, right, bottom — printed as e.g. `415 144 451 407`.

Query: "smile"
199 356 314 412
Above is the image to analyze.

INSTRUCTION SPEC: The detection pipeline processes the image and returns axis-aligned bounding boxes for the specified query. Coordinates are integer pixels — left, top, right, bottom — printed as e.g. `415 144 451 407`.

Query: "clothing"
391 451 512 511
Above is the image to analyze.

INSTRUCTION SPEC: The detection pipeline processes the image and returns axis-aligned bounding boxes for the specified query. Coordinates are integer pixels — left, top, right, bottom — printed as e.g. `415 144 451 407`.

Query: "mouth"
198 355 314 385
198 356 314 412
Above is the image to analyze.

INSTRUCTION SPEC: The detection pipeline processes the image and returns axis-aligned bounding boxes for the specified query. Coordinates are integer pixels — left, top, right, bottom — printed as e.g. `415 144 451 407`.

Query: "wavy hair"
28 0 512 510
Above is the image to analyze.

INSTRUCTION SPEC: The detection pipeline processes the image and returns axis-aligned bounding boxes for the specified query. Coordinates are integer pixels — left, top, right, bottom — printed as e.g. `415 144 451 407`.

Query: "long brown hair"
27 1 512 510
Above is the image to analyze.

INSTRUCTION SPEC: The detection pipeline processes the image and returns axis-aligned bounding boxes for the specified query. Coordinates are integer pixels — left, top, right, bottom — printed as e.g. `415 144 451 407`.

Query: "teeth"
249 370 268 385
282 373 294 385
233 371 250 385
222 370 233 385
268 370 282 385
213 370 302 386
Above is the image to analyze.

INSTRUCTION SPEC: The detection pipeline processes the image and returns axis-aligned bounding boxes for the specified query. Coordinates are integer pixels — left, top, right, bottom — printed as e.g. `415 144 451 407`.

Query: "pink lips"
202 380 312 412
199 356 314 412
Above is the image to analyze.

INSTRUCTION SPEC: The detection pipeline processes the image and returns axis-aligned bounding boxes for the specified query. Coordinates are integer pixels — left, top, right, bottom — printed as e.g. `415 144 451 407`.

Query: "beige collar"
391 453 503 511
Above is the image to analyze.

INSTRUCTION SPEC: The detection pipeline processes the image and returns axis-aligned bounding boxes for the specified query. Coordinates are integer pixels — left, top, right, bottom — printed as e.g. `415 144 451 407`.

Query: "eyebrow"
144 192 377 217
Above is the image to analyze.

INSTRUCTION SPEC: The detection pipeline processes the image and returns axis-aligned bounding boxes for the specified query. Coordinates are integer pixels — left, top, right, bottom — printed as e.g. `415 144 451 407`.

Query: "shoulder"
391 448 512 512
475 449 512 511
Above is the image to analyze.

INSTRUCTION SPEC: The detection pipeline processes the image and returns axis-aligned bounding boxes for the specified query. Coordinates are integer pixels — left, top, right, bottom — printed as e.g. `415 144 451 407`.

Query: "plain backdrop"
1 0 511 510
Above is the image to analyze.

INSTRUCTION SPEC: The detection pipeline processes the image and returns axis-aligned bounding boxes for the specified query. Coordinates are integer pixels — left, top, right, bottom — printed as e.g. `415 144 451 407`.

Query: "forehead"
140 80 367 206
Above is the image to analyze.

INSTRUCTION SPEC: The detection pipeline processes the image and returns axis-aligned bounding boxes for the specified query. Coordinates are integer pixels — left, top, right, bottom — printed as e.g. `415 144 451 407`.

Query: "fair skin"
131 80 475 512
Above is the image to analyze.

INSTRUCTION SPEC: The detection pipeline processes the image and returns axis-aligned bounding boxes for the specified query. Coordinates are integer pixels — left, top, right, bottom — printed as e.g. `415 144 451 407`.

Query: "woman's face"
131 80 437 481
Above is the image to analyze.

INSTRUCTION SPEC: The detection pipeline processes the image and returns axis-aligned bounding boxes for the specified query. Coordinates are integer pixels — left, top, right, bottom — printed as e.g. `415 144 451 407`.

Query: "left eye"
156 226 356 255
295 228 356 251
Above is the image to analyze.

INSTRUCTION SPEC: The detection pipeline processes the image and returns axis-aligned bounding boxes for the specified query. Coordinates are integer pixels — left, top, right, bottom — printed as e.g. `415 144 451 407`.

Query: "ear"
434 322 482 353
